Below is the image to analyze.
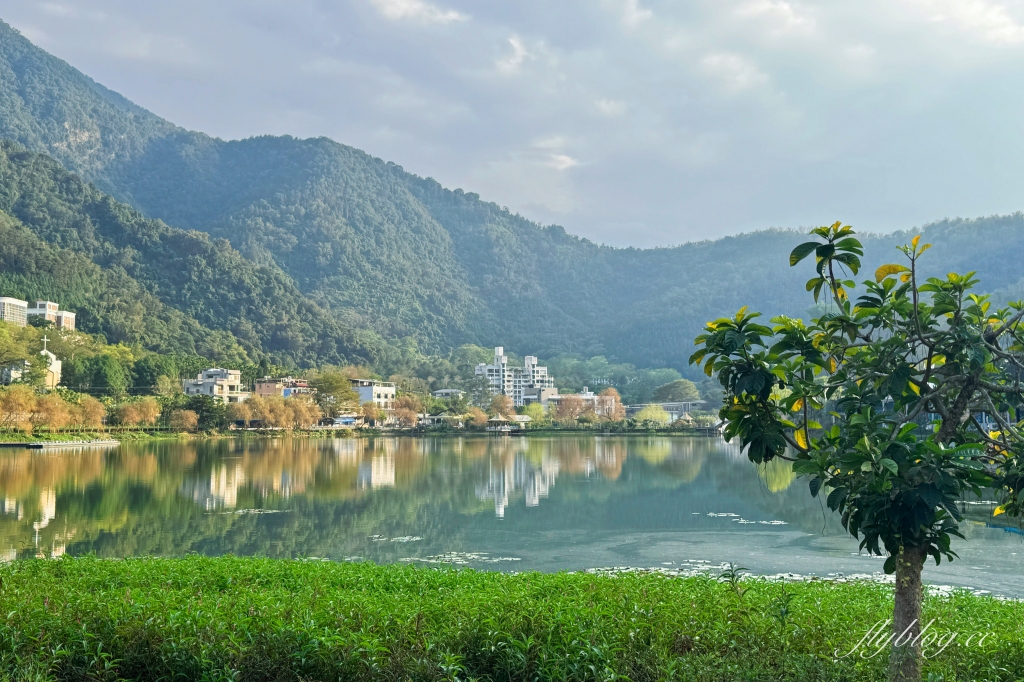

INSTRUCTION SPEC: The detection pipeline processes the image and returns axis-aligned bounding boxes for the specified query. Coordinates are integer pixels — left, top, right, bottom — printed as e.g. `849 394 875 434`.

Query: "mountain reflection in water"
1 436 1021 595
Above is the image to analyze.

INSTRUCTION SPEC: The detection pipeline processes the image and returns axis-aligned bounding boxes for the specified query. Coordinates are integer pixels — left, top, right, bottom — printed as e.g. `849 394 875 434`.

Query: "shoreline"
0 429 721 446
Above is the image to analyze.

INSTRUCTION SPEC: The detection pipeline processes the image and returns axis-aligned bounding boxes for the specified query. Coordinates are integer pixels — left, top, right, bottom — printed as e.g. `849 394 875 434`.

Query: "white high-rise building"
475 347 555 407
0 297 27 327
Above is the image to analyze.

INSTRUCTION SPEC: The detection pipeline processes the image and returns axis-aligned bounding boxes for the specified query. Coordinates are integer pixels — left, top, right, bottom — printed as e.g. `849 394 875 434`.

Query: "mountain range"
2 18 1023 372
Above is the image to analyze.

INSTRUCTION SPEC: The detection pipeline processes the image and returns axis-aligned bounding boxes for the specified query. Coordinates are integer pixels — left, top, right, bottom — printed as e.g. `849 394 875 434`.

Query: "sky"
3 0 1024 247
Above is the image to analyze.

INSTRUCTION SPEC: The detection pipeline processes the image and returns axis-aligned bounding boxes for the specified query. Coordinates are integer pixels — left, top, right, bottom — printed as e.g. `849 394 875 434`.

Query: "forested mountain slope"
0 210 250 362
0 144 381 366
2 18 1023 371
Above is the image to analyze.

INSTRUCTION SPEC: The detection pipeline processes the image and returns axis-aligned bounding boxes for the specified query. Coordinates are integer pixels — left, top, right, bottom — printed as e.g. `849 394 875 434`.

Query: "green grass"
0 558 1021 681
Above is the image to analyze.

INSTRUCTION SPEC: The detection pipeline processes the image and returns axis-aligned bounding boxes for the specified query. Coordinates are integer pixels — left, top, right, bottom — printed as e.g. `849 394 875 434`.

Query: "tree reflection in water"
0 436 914 567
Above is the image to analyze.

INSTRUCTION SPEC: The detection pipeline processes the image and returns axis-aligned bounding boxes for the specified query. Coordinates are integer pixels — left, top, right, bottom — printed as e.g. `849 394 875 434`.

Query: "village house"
184 368 251 403
624 401 705 422
432 388 464 399
548 387 619 416
254 377 314 398
350 379 395 409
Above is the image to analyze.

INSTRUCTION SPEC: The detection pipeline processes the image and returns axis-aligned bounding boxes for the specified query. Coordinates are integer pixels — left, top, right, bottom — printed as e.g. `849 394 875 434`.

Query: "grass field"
0 556 1021 681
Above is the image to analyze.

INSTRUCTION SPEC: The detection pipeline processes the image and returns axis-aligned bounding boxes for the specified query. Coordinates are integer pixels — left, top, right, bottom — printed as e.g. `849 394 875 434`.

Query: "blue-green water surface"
1 436 1020 595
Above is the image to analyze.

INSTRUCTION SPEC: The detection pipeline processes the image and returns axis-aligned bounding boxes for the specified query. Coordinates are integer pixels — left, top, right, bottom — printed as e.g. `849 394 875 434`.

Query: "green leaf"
809 477 822 497
834 237 864 255
883 554 898 575
790 241 820 267
833 252 861 274
879 459 898 475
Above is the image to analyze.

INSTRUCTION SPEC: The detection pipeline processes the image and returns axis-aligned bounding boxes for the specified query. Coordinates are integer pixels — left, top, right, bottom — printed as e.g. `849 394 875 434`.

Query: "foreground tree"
691 223 1023 682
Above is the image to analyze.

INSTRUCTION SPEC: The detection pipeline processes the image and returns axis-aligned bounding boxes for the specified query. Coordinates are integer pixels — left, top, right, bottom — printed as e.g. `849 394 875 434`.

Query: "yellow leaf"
791 398 804 412
909 382 920 395
911 234 921 249
875 263 910 282
828 357 837 373
990 431 1002 440
917 243 932 256
900 273 912 283
994 505 1007 517
794 429 808 449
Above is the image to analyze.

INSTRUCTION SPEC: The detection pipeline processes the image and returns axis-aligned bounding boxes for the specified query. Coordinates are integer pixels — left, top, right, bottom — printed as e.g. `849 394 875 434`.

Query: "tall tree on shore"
651 379 699 402
692 222 1024 682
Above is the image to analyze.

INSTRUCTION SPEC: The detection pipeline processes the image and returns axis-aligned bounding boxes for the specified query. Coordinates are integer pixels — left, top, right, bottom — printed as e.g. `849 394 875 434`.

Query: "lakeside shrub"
169 409 199 433
0 386 106 432
0 557 1020 681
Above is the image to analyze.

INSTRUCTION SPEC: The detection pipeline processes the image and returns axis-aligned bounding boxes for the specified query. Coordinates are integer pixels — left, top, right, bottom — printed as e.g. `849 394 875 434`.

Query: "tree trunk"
890 545 926 682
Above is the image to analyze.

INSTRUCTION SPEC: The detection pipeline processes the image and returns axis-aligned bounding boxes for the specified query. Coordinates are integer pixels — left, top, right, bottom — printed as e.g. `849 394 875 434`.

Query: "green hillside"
0 143 381 367
1 18 1023 371
0 210 250 362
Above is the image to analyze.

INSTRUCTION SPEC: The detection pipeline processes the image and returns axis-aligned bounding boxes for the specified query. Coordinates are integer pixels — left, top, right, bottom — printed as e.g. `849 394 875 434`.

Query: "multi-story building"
0 297 27 327
548 387 620 417
254 377 313 398
475 347 556 407
26 301 76 330
350 379 395 409
183 368 250 403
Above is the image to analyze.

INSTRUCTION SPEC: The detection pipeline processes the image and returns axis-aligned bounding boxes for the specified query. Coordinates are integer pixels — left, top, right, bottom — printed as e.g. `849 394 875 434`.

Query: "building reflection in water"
475 438 633 518
183 463 246 510
0 435 799 556
477 450 561 518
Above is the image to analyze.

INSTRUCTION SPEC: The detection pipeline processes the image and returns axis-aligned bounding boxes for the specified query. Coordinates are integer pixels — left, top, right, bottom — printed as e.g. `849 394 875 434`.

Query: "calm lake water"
2 436 1021 595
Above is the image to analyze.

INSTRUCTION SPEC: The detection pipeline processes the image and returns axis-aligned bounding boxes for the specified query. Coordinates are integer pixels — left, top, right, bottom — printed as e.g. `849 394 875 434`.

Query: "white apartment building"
183 368 251 403
351 379 396 408
475 347 556 407
26 301 76 331
0 297 27 327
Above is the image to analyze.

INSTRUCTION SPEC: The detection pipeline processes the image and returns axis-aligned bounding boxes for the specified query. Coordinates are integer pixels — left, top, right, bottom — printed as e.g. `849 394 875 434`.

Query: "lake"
2 435 1021 595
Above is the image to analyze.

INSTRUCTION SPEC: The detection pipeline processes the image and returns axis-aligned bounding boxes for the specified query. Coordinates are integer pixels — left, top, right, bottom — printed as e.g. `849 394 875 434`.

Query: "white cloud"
497 35 534 73
735 0 814 32
596 99 627 116
910 0 1024 44
700 52 769 92
619 0 653 27
547 154 579 170
370 0 466 24
10 0 1024 247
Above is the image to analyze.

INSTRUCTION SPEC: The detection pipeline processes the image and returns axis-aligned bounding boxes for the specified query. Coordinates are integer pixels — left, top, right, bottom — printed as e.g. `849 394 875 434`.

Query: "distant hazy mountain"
2 19 1023 370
